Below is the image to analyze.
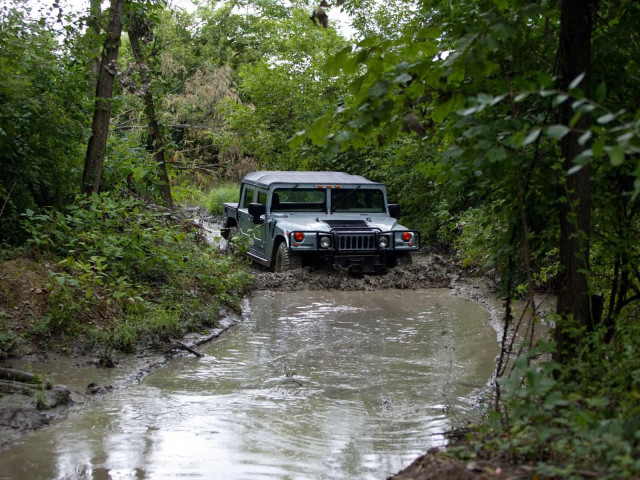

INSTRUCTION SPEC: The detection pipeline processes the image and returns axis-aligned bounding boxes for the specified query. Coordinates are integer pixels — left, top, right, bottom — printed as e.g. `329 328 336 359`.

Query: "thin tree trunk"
82 0 125 195
87 0 102 96
127 16 174 210
554 0 595 361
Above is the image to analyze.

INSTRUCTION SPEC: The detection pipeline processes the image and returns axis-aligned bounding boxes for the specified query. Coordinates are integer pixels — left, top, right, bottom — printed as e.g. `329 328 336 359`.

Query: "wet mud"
250 252 462 292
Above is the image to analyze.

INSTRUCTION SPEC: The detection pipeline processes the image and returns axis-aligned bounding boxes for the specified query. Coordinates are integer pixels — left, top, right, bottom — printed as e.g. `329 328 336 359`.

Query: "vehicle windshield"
331 188 385 213
271 188 326 212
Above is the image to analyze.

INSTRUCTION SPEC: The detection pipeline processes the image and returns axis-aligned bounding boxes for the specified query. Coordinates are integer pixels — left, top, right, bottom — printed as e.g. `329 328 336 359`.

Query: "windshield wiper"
331 185 361 213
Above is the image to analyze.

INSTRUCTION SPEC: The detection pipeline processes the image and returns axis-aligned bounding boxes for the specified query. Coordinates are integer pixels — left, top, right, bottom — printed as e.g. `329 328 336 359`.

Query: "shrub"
7 192 252 355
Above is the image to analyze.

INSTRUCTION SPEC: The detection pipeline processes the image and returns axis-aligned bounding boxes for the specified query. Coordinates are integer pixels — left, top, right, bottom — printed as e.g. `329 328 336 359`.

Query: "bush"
460 332 640 479
7 192 252 355
204 183 240 215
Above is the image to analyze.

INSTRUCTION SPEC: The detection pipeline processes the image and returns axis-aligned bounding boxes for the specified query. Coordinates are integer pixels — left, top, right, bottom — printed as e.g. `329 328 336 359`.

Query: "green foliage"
12 192 252 354
0 310 21 357
101 130 176 204
296 0 640 475
202 183 240 215
0 1 90 243
459 333 640 479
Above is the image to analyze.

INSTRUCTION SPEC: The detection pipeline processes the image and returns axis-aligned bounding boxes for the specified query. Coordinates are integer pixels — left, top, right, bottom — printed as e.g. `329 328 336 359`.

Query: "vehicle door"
237 184 257 241
251 188 268 257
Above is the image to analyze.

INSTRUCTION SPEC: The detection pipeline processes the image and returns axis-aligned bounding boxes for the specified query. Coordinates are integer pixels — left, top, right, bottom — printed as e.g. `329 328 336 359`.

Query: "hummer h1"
221 171 420 273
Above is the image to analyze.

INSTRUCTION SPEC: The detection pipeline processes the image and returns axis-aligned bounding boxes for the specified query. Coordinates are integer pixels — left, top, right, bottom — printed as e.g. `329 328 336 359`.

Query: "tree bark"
87 0 102 96
82 0 125 195
554 0 596 361
127 16 174 210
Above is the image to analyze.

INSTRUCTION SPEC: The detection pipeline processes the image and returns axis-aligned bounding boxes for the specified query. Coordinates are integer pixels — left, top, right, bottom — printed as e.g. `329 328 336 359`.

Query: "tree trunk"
554 0 596 361
87 0 102 96
82 0 124 195
127 16 174 210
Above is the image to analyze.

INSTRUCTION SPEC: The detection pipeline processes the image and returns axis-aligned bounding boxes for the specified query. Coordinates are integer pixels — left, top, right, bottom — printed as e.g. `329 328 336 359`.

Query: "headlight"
379 236 389 248
402 232 413 242
320 235 332 248
293 232 305 242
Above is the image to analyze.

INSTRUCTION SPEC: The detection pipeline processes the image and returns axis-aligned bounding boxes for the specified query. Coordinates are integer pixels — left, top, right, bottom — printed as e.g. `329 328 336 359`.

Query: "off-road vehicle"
221 171 419 273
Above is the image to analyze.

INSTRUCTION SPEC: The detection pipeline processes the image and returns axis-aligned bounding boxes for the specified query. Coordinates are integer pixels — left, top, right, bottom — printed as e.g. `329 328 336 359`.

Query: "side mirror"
248 203 266 223
388 203 400 218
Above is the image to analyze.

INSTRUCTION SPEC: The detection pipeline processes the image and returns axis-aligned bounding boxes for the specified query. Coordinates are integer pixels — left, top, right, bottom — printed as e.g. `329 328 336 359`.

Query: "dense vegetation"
1 0 640 477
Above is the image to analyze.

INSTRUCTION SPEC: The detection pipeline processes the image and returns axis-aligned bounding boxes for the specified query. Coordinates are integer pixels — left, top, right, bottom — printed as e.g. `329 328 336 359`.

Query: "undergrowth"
450 327 640 479
1 192 252 356
173 182 239 216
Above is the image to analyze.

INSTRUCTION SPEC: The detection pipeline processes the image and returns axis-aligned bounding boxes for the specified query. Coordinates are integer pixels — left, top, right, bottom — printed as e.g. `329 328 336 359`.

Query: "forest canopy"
1 0 640 477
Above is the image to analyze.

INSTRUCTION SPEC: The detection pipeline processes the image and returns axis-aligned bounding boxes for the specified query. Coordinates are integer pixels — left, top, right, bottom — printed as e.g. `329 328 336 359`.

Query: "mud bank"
0 307 247 451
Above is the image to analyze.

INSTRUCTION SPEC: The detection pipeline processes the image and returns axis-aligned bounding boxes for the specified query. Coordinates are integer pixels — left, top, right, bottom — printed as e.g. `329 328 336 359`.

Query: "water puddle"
0 289 499 479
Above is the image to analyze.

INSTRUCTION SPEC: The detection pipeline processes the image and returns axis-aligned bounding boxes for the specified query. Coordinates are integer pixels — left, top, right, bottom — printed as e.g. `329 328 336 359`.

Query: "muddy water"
0 289 499 480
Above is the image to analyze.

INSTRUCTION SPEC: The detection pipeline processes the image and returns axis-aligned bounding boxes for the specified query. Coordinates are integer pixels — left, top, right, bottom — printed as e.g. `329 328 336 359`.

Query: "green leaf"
546 125 570 139
578 130 592 146
486 147 507 162
369 81 388 98
392 73 413 84
608 144 625 166
597 112 616 124
522 128 541 146
334 130 355 145
309 115 330 145
552 94 569 106
569 72 586 90
568 164 584 175
592 137 606 158
596 82 607 102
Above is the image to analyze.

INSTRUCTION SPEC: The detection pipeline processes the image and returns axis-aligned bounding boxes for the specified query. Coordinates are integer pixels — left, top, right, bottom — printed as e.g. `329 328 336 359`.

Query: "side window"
257 190 267 205
241 186 255 208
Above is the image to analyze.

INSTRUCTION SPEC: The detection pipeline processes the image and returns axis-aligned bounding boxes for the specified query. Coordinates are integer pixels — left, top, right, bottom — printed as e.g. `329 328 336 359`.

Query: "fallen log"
0 367 47 386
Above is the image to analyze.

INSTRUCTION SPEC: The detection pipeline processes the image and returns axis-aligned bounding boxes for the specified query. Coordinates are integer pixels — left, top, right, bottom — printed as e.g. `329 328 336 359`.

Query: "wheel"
220 226 237 253
274 242 302 272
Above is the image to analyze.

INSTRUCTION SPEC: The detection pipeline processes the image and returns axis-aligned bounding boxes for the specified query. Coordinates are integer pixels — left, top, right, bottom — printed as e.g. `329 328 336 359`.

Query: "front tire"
220 226 237 253
274 242 302 272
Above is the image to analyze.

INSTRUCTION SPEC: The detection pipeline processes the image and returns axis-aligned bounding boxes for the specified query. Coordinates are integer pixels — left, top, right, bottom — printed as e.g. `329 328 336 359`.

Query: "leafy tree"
141 1 349 180
0 0 89 242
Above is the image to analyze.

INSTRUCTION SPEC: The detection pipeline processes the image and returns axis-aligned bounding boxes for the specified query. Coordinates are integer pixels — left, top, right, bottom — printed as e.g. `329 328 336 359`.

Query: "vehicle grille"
337 233 376 251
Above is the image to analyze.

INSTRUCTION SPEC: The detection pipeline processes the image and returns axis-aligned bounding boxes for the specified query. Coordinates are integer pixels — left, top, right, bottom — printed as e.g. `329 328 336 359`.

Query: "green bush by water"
6 192 252 356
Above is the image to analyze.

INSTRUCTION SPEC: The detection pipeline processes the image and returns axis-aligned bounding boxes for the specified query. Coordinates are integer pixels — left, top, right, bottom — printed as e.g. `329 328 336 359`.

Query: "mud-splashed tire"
274 242 302 272
220 226 237 253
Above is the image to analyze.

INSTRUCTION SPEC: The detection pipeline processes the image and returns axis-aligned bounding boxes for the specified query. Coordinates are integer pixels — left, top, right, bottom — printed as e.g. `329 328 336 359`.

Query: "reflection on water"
0 289 499 480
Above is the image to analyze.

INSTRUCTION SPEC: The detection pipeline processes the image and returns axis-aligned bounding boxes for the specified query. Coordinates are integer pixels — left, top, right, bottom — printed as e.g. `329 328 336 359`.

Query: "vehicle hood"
271 213 406 233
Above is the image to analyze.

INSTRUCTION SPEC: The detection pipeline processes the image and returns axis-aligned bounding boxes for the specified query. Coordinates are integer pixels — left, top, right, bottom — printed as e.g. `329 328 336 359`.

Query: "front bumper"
287 229 419 270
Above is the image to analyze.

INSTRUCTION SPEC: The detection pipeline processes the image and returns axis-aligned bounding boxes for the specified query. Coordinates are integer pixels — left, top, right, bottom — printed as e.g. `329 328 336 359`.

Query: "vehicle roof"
242 171 381 188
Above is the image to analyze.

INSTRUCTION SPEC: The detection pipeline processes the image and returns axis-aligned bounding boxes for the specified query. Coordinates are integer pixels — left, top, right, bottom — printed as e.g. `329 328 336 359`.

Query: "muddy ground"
0 251 537 479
